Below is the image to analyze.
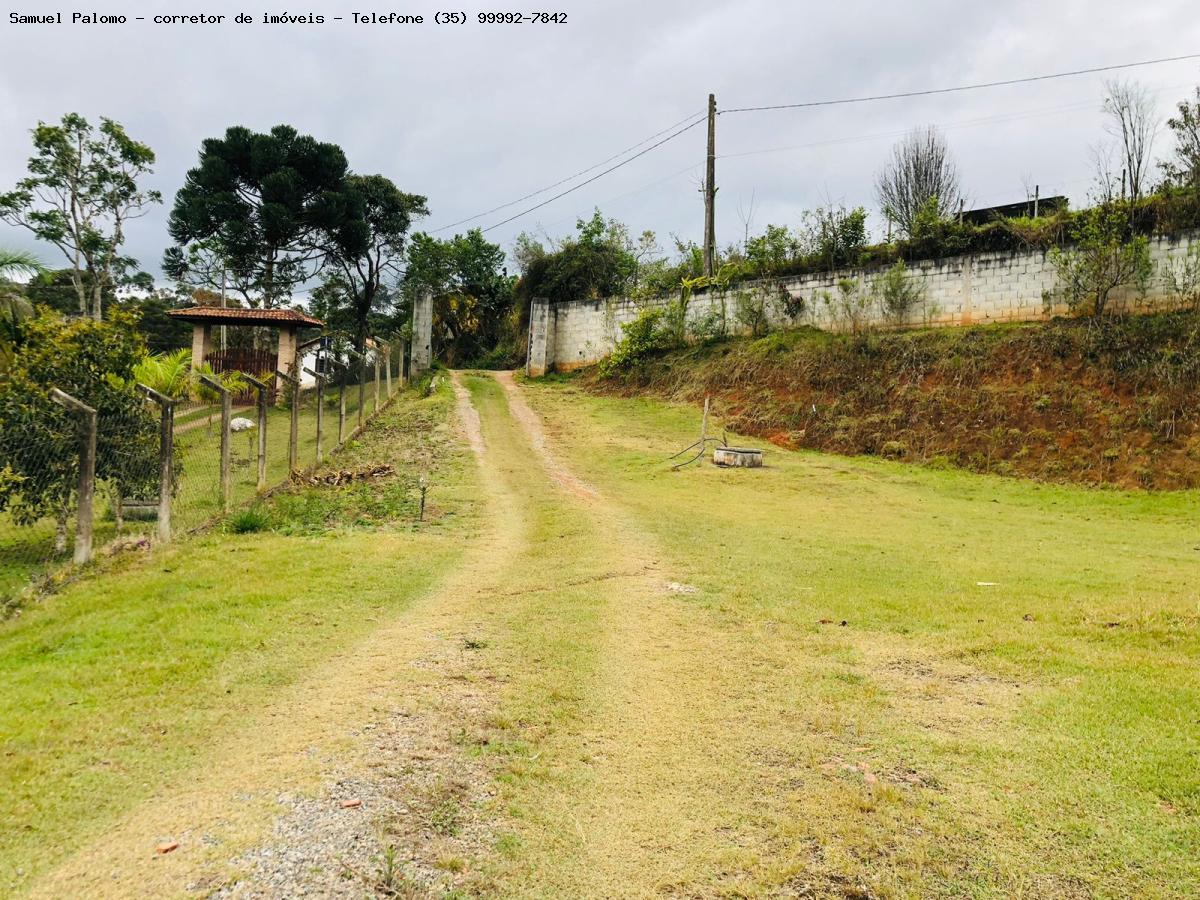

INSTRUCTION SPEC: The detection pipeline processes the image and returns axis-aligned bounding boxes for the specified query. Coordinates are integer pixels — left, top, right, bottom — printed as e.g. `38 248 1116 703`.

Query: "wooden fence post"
198 374 232 512
304 367 326 464
276 370 300 472
50 388 97 564
137 384 175 543
346 348 366 432
242 374 270 490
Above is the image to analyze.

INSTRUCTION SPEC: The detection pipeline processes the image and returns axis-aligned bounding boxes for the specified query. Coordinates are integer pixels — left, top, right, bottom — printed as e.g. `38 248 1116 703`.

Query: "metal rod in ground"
137 384 175 543
304 367 325 464
51 388 97 564
242 374 270 490
198 374 232 512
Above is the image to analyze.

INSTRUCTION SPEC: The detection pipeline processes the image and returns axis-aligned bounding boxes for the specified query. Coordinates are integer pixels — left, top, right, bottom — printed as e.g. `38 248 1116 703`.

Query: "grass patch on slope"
590 312 1200 490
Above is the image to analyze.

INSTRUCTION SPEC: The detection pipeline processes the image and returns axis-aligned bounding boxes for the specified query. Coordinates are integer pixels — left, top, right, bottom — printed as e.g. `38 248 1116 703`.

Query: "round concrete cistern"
712 447 764 468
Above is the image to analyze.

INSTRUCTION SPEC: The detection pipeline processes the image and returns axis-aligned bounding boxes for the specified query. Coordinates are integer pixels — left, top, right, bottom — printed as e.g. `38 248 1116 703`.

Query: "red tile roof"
167 306 324 328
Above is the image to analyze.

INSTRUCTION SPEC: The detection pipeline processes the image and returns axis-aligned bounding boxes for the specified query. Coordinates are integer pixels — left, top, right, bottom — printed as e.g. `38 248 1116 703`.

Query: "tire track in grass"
26 378 525 899
487 371 829 897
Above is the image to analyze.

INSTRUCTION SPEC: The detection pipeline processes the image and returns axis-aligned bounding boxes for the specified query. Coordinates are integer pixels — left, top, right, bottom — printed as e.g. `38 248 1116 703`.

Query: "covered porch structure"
167 307 324 382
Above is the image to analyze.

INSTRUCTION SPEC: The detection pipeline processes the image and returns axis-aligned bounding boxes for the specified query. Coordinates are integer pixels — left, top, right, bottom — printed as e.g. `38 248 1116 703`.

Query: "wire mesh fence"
1 338 410 613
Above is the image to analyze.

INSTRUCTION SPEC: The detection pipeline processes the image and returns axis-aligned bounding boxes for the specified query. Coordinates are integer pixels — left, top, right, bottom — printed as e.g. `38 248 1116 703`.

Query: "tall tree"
875 126 962 236
1102 79 1158 203
166 125 355 307
1161 86 1200 190
404 229 514 365
0 114 161 320
321 174 428 351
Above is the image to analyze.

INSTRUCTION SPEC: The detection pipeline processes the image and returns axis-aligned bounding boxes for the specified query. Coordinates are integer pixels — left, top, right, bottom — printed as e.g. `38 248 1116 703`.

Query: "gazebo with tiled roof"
167 306 324 380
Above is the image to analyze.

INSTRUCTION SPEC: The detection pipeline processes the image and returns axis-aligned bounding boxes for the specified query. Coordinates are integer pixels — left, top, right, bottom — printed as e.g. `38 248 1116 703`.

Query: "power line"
429 109 705 233
479 116 707 234
439 53 1200 238
720 52 1200 113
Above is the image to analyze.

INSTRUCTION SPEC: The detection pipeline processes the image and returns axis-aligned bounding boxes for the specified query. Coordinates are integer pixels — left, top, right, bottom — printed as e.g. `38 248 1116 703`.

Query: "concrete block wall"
532 229 1199 373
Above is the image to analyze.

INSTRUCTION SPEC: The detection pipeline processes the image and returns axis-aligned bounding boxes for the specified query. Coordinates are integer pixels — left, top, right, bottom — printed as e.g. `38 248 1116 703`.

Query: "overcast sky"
2 0 1200 285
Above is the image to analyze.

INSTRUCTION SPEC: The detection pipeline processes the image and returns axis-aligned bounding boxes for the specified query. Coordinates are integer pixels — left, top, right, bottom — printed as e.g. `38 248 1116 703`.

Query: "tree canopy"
321 174 428 350
0 114 160 320
403 229 515 365
166 125 357 307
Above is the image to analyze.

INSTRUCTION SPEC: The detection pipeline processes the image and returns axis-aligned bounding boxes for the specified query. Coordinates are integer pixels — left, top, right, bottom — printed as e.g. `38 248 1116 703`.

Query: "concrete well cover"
713 447 763 468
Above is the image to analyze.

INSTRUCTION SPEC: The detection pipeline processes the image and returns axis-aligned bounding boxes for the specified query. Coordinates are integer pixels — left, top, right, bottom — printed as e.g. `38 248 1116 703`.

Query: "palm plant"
0 248 44 281
132 348 248 430
0 248 44 373
131 348 193 398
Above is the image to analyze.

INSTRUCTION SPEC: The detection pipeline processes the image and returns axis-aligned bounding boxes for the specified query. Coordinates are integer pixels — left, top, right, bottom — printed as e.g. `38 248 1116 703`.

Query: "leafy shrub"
872 260 926 325
1162 240 1200 312
1049 205 1155 317
733 290 771 337
688 303 727 344
598 307 671 378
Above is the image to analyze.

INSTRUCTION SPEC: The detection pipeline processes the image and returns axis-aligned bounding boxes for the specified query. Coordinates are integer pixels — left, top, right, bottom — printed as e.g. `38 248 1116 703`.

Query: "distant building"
960 196 1068 226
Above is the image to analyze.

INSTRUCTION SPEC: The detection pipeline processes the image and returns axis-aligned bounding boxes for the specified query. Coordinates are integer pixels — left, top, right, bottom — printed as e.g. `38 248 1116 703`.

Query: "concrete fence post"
526 297 554 377
411 289 433 373
242 374 270 490
50 388 97 564
380 340 393 397
373 347 381 415
304 367 326 464
136 384 175 543
345 348 366 432
198 374 232 511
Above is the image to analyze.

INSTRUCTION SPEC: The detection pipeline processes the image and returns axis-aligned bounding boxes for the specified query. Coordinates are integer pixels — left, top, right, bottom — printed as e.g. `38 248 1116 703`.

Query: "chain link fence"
1 339 410 613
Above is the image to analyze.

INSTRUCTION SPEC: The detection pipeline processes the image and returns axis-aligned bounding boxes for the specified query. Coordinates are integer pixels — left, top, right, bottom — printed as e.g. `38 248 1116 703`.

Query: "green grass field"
2 373 1197 898
498 378 1200 897
0 379 478 890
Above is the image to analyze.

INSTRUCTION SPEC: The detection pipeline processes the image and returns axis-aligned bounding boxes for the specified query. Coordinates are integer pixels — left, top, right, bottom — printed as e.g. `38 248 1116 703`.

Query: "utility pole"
703 93 717 278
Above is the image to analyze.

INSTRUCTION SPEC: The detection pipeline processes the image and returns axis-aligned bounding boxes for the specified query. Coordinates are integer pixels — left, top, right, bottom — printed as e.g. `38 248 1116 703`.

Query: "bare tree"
875 126 962 236
1102 79 1158 202
1090 142 1122 204
736 189 757 252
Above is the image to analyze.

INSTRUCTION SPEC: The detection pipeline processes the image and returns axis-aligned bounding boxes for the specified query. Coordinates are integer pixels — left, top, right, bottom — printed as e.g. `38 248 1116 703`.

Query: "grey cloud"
1 0 1198 281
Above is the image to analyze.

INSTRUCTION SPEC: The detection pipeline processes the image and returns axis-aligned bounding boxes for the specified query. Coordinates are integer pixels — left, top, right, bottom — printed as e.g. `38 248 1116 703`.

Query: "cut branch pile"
291 464 395 486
